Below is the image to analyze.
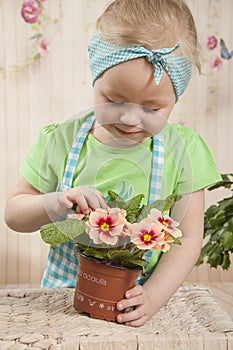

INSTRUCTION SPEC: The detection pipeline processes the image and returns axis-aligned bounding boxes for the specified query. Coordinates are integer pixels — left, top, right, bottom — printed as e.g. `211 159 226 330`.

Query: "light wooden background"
0 0 232 286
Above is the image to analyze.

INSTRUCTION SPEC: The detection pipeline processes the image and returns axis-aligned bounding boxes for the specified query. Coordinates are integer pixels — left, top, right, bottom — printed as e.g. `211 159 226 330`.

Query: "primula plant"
196 174 233 270
41 191 182 270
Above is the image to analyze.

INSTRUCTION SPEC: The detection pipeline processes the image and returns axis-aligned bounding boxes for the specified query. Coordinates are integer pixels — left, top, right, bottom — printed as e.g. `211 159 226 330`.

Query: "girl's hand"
62 186 108 215
116 284 156 327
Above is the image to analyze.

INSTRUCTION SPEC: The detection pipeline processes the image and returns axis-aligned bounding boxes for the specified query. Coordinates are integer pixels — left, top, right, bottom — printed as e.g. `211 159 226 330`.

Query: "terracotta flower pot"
74 254 141 322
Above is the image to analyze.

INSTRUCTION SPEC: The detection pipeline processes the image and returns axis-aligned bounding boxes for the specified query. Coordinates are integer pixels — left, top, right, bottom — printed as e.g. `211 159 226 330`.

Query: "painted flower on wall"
211 55 223 71
37 37 50 56
21 0 40 24
206 35 218 50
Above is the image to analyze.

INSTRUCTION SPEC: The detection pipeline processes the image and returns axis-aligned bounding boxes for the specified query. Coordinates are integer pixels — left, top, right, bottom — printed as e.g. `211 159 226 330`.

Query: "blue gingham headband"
88 32 192 102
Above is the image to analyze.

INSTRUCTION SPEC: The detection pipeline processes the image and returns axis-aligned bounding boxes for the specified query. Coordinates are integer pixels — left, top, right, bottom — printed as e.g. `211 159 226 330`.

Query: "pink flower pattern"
211 55 223 71
207 36 218 50
37 38 50 56
21 0 40 24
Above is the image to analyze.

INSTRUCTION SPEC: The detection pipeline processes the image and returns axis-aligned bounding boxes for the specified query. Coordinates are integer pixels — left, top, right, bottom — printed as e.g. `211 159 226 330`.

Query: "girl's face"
92 58 176 147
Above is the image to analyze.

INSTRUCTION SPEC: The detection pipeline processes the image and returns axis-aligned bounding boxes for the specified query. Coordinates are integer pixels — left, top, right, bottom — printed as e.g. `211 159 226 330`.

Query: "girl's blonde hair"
96 0 201 71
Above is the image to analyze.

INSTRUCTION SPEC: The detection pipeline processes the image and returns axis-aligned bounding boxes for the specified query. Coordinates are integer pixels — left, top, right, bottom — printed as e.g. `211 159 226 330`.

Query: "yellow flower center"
143 233 152 242
162 220 169 227
100 222 110 231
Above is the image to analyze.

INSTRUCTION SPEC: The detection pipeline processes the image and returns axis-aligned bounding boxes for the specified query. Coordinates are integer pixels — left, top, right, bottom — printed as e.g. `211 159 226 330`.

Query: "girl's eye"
111 101 125 106
143 106 157 113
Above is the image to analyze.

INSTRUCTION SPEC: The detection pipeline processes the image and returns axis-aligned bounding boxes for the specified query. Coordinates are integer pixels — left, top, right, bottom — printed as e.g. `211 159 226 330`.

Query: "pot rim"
78 252 142 271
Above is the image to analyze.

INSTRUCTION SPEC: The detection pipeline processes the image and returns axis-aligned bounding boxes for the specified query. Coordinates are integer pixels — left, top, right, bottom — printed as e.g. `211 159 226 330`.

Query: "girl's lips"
114 126 141 136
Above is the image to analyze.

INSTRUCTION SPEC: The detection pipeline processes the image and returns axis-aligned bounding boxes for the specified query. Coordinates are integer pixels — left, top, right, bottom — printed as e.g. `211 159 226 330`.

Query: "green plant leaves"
76 245 147 269
207 173 233 191
196 174 233 270
40 190 181 270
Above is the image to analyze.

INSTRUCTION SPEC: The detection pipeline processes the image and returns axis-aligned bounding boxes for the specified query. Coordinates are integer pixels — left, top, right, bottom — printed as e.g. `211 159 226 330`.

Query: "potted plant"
40 190 182 321
196 174 233 270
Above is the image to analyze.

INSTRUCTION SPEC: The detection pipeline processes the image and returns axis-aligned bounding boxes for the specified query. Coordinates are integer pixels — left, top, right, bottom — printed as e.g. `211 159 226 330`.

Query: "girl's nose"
119 104 141 125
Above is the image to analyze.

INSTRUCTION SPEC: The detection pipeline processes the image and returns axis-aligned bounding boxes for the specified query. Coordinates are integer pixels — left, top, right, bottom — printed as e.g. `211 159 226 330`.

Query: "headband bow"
88 32 192 102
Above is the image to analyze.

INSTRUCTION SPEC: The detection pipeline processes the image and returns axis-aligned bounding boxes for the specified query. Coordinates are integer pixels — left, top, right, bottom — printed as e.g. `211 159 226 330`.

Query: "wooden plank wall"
0 0 232 286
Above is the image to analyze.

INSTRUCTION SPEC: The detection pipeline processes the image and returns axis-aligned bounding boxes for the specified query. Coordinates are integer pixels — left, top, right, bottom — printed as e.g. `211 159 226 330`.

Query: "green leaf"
172 237 182 245
136 194 180 222
207 245 223 268
104 249 146 269
81 247 107 260
107 249 131 264
161 194 181 212
208 229 222 242
221 253 231 270
208 210 226 229
40 219 86 245
220 231 233 249
29 33 43 40
201 241 218 256
195 254 204 266
107 190 126 209
207 174 233 191
125 259 147 269
124 194 144 223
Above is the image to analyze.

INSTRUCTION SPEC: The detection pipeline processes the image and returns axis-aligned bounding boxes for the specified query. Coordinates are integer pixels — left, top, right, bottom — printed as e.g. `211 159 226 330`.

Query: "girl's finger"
125 284 143 298
66 192 90 215
89 190 108 209
117 305 146 324
125 314 148 327
87 195 106 210
117 294 144 312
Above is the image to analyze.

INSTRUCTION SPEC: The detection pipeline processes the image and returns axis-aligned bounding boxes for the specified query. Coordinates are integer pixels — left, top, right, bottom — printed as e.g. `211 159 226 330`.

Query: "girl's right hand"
61 186 108 215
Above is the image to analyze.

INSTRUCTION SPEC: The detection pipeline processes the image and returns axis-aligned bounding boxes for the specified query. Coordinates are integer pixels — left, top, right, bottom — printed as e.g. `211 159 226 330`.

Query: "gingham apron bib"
41 113 164 288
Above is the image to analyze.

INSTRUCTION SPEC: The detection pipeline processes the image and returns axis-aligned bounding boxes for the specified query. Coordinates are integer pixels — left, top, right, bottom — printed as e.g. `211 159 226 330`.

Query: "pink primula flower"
206 35 218 50
160 232 175 252
211 55 223 71
86 208 128 245
21 0 40 24
148 208 182 237
130 218 165 250
37 38 50 56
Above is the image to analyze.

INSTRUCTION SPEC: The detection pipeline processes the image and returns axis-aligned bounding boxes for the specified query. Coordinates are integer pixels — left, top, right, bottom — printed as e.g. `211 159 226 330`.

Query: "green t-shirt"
20 113 221 202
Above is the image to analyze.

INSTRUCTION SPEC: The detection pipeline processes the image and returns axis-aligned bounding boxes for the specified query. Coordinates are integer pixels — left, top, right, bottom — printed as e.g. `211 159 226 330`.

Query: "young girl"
5 0 221 327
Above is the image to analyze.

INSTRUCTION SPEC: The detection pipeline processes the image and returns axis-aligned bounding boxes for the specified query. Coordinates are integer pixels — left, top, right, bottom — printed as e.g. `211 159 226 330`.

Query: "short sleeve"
175 130 222 194
20 124 61 193
19 113 92 193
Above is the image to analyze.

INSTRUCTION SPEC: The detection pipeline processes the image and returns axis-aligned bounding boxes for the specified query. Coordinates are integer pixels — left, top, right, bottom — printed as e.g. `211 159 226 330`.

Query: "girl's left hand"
116 284 156 327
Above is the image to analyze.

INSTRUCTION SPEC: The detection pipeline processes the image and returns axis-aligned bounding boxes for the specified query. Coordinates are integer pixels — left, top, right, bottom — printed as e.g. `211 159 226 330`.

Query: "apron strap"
149 132 164 203
60 113 95 191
